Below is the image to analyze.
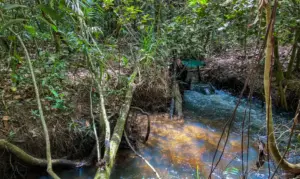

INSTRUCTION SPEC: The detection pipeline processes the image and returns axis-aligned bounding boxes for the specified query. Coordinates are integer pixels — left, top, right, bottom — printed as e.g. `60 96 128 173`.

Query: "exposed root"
130 106 151 143
0 139 90 168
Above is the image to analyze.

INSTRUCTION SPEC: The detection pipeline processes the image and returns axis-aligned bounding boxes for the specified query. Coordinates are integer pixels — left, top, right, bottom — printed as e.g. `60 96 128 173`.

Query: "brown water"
111 114 263 179
41 86 291 179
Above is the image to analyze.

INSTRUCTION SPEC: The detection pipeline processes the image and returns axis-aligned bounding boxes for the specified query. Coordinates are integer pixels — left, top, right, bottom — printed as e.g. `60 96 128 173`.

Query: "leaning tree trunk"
94 68 138 179
11 30 60 179
264 1 300 174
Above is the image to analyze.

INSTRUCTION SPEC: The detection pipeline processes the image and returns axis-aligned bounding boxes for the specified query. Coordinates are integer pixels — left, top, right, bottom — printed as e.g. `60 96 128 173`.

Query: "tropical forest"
1 0 300 178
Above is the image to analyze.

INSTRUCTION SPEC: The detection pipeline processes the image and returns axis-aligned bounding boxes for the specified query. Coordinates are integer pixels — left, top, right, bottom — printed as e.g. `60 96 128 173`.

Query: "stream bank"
196 48 300 111
0 65 171 178
38 83 297 179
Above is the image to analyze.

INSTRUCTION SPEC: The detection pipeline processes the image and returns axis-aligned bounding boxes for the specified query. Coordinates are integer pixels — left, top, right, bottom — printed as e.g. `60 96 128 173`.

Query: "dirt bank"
198 47 300 110
0 63 171 178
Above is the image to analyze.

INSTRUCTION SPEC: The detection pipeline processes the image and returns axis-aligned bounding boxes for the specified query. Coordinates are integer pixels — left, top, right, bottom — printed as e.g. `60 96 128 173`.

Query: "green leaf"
11 86 17 92
37 4 63 21
199 0 208 5
36 15 54 26
7 35 16 41
188 0 208 6
45 96 54 101
50 89 59 98
1 19 28 31
122 56 129 66
51 24 58 32
2 4 28 10
24 25 36 36
42 79 46 86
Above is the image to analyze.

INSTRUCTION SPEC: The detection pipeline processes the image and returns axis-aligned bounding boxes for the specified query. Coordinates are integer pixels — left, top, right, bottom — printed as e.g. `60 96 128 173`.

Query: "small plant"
45 87 66 110
8 130 16 140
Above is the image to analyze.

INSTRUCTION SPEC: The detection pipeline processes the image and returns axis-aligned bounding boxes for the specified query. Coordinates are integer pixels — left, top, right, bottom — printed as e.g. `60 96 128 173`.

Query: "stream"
40 83 294 179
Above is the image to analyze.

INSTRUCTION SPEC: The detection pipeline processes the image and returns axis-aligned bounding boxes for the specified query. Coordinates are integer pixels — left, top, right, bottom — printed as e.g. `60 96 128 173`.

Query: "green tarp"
182 59 206 68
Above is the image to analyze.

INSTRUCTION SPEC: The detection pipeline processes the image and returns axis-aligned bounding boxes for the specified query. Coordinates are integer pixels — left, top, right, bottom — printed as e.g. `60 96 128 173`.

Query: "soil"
0 62 171 178
198 47 300 110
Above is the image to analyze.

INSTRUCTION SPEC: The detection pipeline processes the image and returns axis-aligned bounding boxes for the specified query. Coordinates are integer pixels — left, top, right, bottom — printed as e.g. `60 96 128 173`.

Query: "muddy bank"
197 48 300 110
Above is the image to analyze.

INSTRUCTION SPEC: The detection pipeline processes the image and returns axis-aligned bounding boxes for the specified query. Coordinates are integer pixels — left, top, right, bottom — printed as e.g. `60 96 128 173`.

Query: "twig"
124 131 161 179
224 155 239 171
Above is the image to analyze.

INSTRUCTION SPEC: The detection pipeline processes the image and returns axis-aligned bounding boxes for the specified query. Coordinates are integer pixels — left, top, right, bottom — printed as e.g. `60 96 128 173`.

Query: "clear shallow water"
41 84 293 179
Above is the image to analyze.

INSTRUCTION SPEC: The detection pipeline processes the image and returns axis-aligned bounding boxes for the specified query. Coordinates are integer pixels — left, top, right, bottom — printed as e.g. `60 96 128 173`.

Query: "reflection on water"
46 85 292 179
112 118 259 179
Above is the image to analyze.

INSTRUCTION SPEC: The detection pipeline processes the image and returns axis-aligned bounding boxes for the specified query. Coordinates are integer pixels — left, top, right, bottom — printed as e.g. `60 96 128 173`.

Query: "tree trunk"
12 30 60 179
295 45 300 71
264 2 300 174
174 82 183 117
94 68 137 179
286 29 300 79
274 37 288 110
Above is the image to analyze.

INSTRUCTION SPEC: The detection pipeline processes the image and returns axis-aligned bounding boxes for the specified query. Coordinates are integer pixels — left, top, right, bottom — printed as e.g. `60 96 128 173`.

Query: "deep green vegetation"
0 0 300 178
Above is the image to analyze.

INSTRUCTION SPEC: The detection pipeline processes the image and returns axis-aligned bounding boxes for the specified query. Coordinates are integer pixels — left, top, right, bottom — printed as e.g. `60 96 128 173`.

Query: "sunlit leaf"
51 24 58 32
24 25 37 36
122 56 129 66
50 89 59 98
11 86 17 92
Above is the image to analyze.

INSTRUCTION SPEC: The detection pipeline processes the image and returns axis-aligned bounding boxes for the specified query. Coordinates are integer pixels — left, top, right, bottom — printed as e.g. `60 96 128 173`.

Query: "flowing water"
40 83 293 179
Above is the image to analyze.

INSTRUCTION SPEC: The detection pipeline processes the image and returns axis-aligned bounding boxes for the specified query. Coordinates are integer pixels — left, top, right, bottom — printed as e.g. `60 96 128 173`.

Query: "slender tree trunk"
295 45 300 71
264 2 300 174
11 30 60 179
86 53 110 162
203 32 210 53
174 82 183 117
154 0 161 35
274 37 288 110
286 29 300 79
94 68 138 179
